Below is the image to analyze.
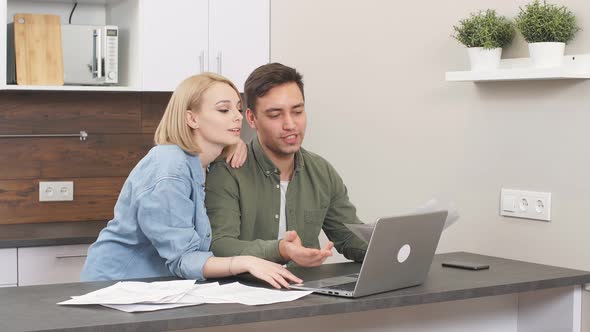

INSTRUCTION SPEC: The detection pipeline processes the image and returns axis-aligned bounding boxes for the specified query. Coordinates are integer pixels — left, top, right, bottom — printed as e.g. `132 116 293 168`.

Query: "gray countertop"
1 252 590 332
0 221 107 248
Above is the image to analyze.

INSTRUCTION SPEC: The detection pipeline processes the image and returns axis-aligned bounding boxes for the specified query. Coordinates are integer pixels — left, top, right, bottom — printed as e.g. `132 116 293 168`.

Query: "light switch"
502 195 516 212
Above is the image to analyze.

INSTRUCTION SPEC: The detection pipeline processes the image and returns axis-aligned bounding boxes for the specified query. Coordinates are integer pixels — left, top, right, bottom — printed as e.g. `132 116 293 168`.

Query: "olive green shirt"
205 137 368 263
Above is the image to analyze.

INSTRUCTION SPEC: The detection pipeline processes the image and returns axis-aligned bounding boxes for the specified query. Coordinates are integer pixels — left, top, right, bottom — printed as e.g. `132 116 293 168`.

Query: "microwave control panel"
104 26 118 84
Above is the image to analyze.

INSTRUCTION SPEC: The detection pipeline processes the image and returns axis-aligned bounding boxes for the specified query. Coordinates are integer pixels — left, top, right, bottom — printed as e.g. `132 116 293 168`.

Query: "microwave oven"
61 25 119 85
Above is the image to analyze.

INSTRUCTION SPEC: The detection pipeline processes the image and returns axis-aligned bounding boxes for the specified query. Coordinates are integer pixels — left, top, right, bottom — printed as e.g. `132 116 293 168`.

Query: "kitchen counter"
1 252 589 332
0 221 107 248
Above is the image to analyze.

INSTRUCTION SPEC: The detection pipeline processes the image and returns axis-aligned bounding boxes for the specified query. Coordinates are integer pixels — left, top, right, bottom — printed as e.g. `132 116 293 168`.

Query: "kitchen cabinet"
1 0 269 91
140 0 208 92
0 248 17 287
17 244 89 286
208 0 270 92
2 0 141 91
140 0 270 92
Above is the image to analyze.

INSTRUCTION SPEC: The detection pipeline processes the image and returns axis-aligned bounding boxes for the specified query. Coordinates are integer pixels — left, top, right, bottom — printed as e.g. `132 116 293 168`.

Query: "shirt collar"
251 136 305 177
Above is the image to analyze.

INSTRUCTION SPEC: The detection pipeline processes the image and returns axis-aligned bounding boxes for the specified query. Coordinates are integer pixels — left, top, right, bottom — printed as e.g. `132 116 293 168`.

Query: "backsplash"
0 91 171 225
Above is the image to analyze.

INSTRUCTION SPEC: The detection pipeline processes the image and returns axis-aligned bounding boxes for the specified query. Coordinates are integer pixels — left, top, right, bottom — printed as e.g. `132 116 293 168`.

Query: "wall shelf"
445 54 590 82
3 84 139 91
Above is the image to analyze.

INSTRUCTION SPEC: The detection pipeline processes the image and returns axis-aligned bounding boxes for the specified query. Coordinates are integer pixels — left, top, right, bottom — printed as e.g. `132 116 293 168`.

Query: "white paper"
101 302 202 313
97 282 222 313
413 198 460 230
57 280 312 312
345 198 461 243
57 279 197 305
184 282 313 306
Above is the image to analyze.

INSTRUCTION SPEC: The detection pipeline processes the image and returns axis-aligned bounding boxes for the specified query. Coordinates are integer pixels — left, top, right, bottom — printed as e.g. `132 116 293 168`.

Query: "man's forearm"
342 245 367 263
210 237 285 263
328 228 368 263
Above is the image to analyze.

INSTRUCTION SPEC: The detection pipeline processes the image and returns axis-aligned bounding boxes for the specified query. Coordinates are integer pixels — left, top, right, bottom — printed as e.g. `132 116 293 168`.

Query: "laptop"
289 210 447 298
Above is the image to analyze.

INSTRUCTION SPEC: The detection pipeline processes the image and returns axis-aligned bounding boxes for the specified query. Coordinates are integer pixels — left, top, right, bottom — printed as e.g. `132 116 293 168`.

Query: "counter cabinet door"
17 244 90 286
0 248 17 287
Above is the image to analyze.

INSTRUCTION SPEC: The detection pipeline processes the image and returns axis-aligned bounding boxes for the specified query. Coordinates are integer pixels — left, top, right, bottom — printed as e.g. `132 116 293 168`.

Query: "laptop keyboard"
323 282 357 291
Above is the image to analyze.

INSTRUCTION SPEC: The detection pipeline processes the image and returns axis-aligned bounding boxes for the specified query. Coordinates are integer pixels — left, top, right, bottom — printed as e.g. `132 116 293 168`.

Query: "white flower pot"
528 42 565 68
467 47 502 71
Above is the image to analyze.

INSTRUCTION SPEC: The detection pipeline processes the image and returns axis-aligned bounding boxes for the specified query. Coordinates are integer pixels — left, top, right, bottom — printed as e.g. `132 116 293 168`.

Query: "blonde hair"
154 73 241 154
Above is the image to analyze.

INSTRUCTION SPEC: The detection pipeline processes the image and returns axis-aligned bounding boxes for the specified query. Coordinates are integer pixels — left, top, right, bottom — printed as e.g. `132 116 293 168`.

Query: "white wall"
270 0 590 270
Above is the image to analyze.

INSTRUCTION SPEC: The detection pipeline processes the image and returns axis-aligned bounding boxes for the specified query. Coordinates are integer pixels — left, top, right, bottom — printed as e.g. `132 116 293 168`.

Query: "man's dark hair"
244 63 304 112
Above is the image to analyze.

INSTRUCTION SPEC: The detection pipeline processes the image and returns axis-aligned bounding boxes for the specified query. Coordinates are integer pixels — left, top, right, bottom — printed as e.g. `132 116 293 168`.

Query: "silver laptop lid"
352 210 447 297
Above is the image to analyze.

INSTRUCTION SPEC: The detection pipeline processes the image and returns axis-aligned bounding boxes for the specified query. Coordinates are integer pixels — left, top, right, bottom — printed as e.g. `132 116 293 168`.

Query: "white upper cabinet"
2 0 142 91
1 0 269 91
140 0 209 92
140 0 270 92
209 0 270 91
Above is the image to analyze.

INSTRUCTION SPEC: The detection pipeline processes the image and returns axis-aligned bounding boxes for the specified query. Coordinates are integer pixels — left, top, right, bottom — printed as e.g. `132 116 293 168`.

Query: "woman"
81 73 301 289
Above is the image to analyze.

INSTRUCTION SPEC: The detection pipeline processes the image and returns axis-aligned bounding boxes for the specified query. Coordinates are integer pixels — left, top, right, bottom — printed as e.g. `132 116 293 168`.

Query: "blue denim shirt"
80 144 213 281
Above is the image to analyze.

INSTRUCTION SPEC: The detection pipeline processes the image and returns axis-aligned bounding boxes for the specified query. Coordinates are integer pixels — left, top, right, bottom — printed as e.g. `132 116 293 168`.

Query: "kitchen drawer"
18 244 89 286
0 248 17 286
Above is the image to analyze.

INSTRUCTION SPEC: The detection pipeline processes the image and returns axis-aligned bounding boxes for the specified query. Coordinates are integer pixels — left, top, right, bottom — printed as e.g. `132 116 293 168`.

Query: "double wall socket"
39 181 74 202
500 188 551 222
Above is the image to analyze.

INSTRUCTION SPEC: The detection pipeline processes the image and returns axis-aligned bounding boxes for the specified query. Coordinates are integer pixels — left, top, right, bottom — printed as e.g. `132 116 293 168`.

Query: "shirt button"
265 171 270 175
274 214 279 219
276 184 280 189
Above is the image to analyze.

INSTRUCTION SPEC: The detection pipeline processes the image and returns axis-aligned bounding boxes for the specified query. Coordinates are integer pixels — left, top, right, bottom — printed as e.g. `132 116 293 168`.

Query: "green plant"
453 9 514 49
515 0 580 43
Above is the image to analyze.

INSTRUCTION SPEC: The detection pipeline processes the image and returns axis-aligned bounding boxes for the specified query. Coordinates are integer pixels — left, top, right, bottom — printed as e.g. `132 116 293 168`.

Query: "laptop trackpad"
300 274 358 288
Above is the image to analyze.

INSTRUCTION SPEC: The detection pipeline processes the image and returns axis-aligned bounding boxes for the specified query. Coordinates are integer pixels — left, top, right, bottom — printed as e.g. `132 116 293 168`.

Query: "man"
205 63 367 267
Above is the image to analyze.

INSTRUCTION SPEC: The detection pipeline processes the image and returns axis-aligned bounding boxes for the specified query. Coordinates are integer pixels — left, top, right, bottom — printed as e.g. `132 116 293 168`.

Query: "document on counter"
58 280 313 312
346 198 461 242
181 282 313 306
57 279 197 305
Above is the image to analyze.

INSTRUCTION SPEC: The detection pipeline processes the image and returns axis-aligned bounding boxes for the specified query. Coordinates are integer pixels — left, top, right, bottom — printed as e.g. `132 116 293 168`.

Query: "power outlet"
39 181 74 202
500 188 551 222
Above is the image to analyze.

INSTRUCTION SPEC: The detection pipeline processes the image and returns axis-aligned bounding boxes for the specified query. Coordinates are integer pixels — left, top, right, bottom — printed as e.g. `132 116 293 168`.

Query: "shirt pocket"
302 208 328 248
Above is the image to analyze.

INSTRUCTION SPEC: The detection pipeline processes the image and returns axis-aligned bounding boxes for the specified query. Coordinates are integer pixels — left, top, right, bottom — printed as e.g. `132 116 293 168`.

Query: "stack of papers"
57 280 312 312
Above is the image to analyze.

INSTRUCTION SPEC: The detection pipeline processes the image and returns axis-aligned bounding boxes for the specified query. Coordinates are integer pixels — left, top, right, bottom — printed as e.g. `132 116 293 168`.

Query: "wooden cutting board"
13 14 64 86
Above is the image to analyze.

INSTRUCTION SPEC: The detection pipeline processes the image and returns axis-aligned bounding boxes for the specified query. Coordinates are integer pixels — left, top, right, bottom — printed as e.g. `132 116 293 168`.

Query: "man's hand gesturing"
279 230 333 267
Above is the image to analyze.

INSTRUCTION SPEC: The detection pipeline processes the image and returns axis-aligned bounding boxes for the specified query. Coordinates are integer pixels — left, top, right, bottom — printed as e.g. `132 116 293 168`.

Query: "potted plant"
515 0 580 67
453 9 514 71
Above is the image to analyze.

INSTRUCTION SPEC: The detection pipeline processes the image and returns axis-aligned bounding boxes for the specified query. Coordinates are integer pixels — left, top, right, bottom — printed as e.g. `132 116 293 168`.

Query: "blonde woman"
81 73 302 288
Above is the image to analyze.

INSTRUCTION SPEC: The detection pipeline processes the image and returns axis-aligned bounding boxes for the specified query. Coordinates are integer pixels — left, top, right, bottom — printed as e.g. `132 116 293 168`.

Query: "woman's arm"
202 256 302 289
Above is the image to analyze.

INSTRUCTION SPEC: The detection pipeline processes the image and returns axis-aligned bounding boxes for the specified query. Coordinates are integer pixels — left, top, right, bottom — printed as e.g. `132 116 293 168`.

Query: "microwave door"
62 25 100 85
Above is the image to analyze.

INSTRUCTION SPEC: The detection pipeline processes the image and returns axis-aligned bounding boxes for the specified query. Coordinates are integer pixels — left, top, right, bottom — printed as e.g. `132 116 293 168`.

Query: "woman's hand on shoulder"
225 139 248 168
234 256 302 289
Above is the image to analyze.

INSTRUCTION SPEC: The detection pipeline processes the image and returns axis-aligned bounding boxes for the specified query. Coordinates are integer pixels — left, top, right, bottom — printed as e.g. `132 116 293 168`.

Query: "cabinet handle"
0 131 88 141
216 51 222 74
56 254 87 259
198 50 205 73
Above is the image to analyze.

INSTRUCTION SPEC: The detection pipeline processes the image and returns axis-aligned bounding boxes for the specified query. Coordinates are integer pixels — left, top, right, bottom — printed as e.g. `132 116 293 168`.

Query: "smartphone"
442 260 490 270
